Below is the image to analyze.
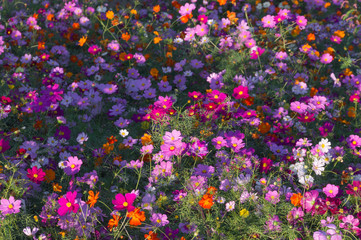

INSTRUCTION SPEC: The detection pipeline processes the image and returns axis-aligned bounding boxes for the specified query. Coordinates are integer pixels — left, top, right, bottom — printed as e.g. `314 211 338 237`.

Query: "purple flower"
193 164 215 178
150 213 169 227
64 156 83 175
0 196 21 215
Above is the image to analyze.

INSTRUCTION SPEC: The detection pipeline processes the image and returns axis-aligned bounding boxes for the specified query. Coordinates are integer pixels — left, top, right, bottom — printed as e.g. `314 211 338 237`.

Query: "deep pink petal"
58 206 68 216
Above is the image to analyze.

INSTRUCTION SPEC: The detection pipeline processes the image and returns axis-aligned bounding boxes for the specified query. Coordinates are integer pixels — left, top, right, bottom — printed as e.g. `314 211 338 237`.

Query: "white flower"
96 5 107 13
207 19 214 25
263 2 271 8
94 74 102 81
225 201 235 212
312 159 325 175
299 175 314 186
37 156 49 166
119 129 129 137
30 162 42 169
23 227 39 236
256 3 263 10
58 161 66 169
76 132 88 145
318 138 331 153
174 38 183 44
184 70 193 77
199 36 209 44
162 67 172 73
217 196 226 204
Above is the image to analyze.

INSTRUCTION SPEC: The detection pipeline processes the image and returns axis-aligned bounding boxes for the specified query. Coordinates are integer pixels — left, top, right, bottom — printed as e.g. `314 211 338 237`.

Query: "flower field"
1 0 361 239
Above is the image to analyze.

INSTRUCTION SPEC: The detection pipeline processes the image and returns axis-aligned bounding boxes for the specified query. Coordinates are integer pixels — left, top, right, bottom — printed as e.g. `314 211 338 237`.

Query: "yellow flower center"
71 164 75 169
66 202 72 207
8 204 13 209
123 202 128 207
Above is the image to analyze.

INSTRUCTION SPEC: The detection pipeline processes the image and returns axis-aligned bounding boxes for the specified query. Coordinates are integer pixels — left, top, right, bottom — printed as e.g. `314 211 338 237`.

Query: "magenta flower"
323 184 339 198
320 53 333 64
232 86 249 99
112 193 136 212
250 47 265 59
0 138 10 153
58 191 79 216
265 191 280 204
64 156 83 176
259 158 272 173
198 14 208 24
0 196 21 215
88 45 102 55
27 166 46 184
347 135 361 149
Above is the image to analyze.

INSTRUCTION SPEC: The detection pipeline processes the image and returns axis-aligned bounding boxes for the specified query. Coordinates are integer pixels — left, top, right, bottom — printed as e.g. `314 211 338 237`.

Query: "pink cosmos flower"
112 193 136 212
296 16 307 30
265 191 280 204
320 53 333 64
0 196 21 215
179 3 195 16
232 86 249 99
323 184 339 198
301 190 319 213
58 191 79 216
27 166 46 184
64 156 83 176
262 15 276 28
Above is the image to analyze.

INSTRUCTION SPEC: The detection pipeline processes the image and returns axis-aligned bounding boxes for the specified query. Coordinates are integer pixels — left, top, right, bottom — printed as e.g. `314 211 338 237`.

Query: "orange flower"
107 136 118 144
38 41 45 50
108 214 121 231
218 0 227 5
106 11 114 19
154 37 162 44
199 194 214 209
86 191 99 208
290 193 303 207
122 32 131 42
141 134 153 146
130 9 137 15
145 231 160 240
206 186 217 195
47 14 54 21
258 122 271 134
307 33 315 41
227 11 238 24
150 68 159 78
127 208 146 226
310 87 318 97
334 30 345 39
347 107 356 118
78 36 87 47
153 5 160 13
45 169 55 183
52 183 62 192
